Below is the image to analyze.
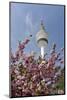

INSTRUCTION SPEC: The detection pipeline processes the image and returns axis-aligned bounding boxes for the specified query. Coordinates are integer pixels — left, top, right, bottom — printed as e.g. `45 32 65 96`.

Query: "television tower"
36 20 48 59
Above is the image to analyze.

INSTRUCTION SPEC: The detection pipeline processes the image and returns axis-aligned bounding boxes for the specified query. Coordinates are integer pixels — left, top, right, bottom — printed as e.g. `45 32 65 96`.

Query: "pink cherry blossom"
10 37 64 97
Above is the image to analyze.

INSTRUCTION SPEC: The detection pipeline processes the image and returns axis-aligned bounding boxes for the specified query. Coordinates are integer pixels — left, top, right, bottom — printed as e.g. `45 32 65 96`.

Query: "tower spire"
40 20 45 30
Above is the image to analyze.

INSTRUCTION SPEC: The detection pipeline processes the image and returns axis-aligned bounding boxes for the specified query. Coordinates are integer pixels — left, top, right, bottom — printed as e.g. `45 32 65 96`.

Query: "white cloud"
26 13 33 33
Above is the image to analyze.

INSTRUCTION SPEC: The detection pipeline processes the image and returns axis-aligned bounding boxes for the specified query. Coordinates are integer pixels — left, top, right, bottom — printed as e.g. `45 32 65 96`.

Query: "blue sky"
11 3 64 55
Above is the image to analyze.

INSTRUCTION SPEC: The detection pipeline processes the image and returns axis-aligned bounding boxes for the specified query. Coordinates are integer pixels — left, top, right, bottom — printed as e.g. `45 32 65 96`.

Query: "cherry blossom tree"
10 35 64 97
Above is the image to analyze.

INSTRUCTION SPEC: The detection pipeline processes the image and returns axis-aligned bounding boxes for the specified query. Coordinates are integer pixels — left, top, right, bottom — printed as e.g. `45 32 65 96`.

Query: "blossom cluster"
10 36 64 97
